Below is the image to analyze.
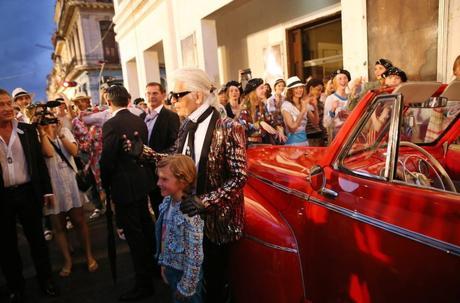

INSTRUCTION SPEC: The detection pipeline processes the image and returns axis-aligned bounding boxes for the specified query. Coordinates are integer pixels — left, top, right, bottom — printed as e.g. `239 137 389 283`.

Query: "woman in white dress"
38 118 97 277
281 76 316 146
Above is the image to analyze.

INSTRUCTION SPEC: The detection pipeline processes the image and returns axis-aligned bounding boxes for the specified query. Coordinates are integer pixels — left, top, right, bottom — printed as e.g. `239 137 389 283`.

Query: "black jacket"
0 122 52 204
148 106 180 153
100 109 154 204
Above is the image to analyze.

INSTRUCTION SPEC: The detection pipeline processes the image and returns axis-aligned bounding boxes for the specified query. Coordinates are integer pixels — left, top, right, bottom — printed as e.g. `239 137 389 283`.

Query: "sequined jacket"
142 113 247 245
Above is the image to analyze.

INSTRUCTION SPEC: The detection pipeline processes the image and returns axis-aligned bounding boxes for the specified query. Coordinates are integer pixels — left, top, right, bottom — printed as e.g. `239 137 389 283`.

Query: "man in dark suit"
99 85 155 301
0 88 58 303
144 82 180 218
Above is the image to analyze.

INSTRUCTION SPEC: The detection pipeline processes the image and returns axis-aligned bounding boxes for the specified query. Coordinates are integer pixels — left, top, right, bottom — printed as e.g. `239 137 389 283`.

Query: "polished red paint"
230 84 460 302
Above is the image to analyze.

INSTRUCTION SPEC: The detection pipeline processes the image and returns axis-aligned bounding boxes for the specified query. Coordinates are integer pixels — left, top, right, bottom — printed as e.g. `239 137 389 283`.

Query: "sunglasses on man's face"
168 91 191 103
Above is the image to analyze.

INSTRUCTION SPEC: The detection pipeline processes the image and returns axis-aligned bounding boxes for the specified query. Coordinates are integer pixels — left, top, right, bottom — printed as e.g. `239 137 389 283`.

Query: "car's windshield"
401 100 460 144
341 97 394 178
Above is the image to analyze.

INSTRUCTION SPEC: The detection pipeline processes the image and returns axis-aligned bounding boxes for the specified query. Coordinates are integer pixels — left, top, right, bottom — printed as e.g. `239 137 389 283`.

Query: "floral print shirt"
155 196 204 297
72 112 104 191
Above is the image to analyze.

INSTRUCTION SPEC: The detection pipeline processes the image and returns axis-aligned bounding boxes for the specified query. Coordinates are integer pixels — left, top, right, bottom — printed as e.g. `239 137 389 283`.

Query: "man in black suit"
0 88 58 303
144 82 180 218
99 85 155 301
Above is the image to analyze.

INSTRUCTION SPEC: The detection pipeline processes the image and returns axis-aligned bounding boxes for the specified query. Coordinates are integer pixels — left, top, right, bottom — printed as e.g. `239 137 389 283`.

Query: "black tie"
185 106 214 161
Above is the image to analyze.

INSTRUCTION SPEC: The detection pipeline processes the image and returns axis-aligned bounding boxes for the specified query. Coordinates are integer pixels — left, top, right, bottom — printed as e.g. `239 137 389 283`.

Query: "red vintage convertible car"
230 81 460 303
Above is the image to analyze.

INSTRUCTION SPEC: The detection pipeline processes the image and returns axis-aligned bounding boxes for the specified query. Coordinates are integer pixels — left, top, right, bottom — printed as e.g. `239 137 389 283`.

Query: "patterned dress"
43 128 83 215
72 112 103 192
238 105 273 146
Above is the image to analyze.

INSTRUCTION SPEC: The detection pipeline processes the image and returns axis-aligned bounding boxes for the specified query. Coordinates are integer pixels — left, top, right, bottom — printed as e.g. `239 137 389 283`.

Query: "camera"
28 100 61 126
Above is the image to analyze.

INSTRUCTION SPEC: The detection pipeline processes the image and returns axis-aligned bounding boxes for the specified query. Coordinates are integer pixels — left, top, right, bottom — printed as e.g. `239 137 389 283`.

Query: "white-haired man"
126 68 247 302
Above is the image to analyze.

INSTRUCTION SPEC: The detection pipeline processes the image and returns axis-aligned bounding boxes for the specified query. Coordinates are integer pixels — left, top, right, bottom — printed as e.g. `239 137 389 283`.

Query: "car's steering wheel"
399 141 457 192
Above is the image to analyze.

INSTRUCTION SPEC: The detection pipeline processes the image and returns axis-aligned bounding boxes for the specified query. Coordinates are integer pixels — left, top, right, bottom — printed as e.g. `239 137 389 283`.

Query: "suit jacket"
148 106 180 153
143 108 247 244
100 109 154 204
0 122 52 204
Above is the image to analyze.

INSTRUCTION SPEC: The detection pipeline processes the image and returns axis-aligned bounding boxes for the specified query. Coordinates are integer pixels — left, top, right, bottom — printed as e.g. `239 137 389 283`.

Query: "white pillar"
341 0 368 80
445 0 460 81
125 59 140 99
143 50 161 84
196 19 220 84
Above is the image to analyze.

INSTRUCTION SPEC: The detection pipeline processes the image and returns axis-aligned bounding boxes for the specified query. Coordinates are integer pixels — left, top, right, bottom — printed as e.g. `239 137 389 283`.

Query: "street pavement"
0 204 171 303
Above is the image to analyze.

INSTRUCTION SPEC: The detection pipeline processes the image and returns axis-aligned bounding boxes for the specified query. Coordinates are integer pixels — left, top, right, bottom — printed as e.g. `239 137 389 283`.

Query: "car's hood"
247 145 327 191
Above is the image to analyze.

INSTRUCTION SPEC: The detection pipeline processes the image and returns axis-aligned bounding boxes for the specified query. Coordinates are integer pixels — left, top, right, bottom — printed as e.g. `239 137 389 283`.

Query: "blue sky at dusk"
0 0 55 101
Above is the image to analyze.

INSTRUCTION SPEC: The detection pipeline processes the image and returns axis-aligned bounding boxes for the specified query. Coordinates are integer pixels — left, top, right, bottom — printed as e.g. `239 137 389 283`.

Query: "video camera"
27 100 62 126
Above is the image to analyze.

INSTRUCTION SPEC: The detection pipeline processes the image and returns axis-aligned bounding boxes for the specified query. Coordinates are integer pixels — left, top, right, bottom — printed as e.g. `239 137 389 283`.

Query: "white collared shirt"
182 103 213 167
0 120 31 187
82 109 111 127
111 107 126 117
145 104 163 141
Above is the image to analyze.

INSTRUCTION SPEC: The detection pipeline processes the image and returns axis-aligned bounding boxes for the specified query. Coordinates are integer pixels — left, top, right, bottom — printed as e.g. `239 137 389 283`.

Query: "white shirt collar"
111 107 126 117
188 103 210 123
149 104 163 115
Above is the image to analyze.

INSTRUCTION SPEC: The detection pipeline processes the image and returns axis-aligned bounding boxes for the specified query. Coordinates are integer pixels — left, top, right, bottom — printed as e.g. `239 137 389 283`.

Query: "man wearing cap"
11 87 34 123
125 67 247 303
0 88 58 302
70 92 106 220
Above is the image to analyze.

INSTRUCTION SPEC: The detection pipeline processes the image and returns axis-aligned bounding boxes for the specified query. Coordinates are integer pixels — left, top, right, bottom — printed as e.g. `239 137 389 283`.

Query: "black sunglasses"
168 91 191 102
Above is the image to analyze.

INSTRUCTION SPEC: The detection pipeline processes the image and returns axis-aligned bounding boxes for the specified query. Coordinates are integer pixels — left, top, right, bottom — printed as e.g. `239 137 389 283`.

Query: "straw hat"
12 87 35 101
285 76 305 90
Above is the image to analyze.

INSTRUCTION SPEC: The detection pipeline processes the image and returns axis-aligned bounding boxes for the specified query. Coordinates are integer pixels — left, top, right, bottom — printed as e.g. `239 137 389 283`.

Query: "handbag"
48 138 92 192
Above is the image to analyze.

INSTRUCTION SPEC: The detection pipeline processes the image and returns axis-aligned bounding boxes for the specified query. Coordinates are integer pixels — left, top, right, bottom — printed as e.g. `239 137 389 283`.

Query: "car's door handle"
321 187 338 199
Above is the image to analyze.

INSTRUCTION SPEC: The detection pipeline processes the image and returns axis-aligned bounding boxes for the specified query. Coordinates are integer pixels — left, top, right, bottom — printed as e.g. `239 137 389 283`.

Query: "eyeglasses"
168 91 191 103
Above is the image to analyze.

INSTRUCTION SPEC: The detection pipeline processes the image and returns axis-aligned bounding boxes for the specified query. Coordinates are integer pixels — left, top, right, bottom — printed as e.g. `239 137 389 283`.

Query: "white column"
125 59 140 99
196 19 220 84
76 17 87 65
341 0 368 80
164 0 179 84
445 0 460 81
143 50 161 84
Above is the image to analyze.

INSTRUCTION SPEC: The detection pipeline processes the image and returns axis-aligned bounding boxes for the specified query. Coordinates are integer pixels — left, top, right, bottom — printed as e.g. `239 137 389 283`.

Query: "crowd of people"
0 54 459 303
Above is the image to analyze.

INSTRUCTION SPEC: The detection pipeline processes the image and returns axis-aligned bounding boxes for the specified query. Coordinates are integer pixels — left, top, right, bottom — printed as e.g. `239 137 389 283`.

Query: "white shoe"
44 229 53 241
66 220 73 230
89 209 102 220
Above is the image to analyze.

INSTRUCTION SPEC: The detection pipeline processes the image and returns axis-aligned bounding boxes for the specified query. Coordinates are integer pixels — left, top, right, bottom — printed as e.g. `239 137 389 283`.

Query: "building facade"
112 0 460 98
47 0 122 105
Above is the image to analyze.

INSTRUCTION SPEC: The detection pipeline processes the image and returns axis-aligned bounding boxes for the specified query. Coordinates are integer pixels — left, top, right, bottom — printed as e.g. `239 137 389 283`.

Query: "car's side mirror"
308 165 326 191
307 165 338 198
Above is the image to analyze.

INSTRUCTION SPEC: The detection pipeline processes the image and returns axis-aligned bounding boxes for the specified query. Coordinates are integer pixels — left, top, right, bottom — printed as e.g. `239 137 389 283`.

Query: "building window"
99 20 119 64
287 14 342 82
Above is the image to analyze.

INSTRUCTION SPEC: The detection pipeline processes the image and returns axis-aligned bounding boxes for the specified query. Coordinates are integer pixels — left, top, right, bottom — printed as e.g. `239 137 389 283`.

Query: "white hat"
72 92 91 102
285 76 305 90
12 87 34 101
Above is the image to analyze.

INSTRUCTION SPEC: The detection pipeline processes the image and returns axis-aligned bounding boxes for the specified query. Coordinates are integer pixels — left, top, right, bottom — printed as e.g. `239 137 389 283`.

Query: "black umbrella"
105 191 117 284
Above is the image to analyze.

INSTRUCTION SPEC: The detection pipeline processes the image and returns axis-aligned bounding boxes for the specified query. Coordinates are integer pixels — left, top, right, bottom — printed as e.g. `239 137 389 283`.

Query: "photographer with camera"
0 88 58 302
38 109 98 278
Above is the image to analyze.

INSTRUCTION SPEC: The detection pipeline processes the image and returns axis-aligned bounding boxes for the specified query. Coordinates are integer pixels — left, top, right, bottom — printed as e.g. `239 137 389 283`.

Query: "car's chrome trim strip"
244 234 299 253
249 172 460 257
